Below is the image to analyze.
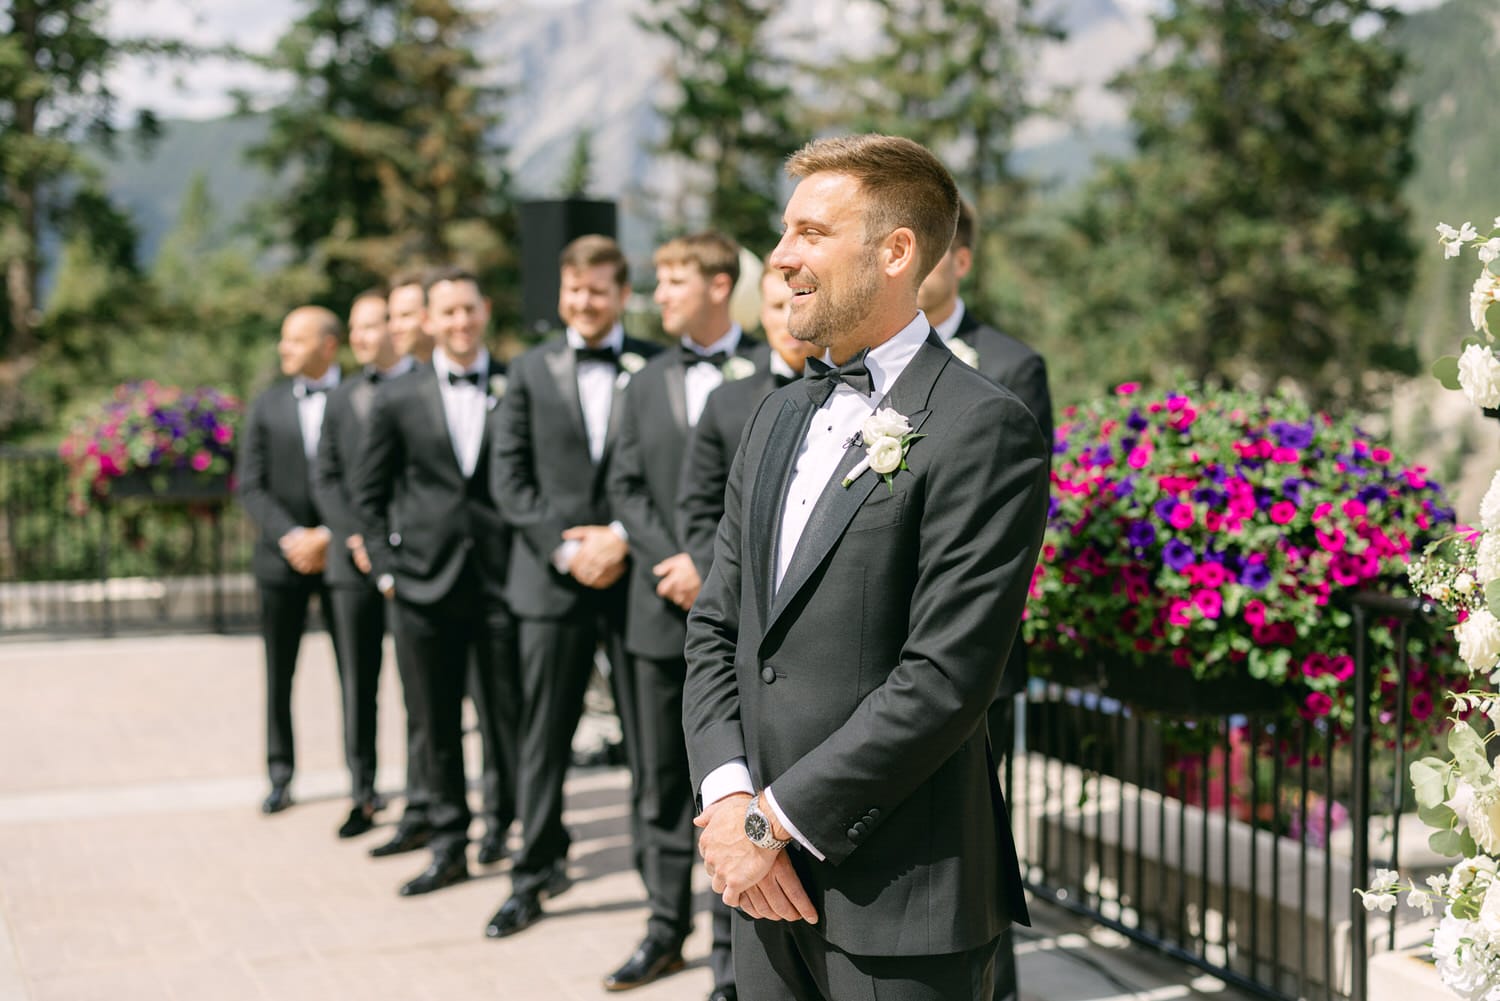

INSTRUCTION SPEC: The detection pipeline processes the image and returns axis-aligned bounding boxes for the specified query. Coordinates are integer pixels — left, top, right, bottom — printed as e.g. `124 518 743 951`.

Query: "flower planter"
108 468 231 504
1099 658 1284 717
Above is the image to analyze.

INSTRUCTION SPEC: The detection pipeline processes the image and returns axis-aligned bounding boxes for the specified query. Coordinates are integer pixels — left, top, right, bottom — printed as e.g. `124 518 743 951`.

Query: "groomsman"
312 289 413 837
603 233 762 994
387 270 435 366
237 305 344 815
487 235 660 938
678 258 818 582
353 266 519 897
916 198 1054 1001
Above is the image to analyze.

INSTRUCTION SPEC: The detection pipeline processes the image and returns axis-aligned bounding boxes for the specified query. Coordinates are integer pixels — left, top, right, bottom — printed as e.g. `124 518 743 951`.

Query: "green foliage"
1045 0 1418 408
636 0 797 250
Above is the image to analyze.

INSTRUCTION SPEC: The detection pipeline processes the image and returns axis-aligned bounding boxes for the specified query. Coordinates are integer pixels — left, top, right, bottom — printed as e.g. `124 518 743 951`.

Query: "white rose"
1479 871 1500 940
488 374 508 399
1482 471 1500 532
1479 532 1500 585
1472 273 1500 334
1458 572 1479 593
948 338 979 369
1457 343 1500 407
620 352 647 374
863 407 912 442
1458 609 1500 675
867 435 905 475
721 356 755 381
1472 794 1500 855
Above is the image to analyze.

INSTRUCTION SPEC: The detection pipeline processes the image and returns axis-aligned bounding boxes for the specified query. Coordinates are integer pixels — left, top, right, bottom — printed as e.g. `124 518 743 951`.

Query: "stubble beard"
787 254 883 352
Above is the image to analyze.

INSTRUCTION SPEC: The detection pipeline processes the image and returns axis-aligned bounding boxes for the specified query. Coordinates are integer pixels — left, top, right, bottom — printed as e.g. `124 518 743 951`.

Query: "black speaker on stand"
519 199 619 336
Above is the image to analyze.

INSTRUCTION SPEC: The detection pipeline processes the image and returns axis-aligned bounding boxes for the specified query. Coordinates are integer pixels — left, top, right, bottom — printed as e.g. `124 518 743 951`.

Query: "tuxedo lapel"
763 335 949 639
664 361 689 433
280 383 312 486
543 342 590 448
418 368 464 479
748 394 816 627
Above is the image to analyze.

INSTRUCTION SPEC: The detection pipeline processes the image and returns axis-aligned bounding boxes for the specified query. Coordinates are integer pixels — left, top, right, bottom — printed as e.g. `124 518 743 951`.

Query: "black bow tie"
575 346 619 366
681 346 730 368
294 382 329 398
804 351 874 404
447 370 483 388
364 370 383 385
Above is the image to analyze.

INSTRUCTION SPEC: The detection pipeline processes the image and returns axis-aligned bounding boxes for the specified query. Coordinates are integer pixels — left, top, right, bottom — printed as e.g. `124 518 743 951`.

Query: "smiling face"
278 307 339 379
348 295 394 369
559 263 628 344
760 269 816 372
768 172 886 353
387 282 431 361
654 261 730 343
425 277 490 367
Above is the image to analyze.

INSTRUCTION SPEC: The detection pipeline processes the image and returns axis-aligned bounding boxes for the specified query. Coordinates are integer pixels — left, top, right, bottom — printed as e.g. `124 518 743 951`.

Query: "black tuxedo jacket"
489 334 661 620
351 360 511 606
683 333 1049 957
950 310 1054 697
313 373 382 589
237 379 334 587
675 358 782 580
606 338 763 660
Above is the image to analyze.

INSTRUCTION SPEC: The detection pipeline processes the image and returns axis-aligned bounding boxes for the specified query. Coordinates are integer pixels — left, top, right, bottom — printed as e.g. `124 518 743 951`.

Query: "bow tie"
574 346 619 366
804 350 874 404
364 370 383 385
447 370 483 388
294 382 330 398
681 346 730 368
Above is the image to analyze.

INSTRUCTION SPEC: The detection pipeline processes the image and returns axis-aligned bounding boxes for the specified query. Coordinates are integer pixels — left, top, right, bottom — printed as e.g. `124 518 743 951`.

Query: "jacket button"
868 808 880 820
847 827 861 842
852 821 867 837
389 532 402 546
760 667 776 684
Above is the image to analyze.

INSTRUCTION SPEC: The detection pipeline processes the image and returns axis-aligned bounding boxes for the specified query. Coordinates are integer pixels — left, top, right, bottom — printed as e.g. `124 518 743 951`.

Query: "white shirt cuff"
551 539 581 574
609 519 629 543
701 759 754 808
763 786 825 861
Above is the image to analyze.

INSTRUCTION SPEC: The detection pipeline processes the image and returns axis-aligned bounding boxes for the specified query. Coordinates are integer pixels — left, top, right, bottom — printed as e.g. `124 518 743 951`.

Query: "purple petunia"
1127 521 1157 549
1240 561 1273 590
1163 539 1195 571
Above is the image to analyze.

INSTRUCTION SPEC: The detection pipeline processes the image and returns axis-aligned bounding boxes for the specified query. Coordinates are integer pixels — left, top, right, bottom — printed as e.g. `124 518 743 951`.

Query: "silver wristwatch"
744 793 790 851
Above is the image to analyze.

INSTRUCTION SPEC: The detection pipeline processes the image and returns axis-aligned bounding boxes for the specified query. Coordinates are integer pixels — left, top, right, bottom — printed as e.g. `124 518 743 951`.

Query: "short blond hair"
653 231 741 285
560 234 629 287
786 134 959 283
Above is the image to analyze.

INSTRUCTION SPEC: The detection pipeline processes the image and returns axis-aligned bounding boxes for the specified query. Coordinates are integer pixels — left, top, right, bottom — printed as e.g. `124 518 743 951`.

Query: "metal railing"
1008 593 1434 1001
0 447 259 635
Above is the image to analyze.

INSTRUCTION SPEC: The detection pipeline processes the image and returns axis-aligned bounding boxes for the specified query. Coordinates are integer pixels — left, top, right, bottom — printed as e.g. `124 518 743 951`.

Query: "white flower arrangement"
947 338 979 369
841 407 924 490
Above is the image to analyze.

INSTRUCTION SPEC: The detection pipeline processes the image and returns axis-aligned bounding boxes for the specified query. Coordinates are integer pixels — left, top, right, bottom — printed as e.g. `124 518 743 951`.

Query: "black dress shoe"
261 784 292 815
369 823 432 857
603 937 686 991
484 891 543 938
398 851 468 897
476 831 506 865
544 859 573 898
707 988 738 1001
337 802 377 839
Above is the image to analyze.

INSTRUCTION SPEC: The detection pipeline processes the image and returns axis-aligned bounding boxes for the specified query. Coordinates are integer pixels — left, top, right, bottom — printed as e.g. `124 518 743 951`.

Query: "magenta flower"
1269 502 1297 525
1168 504 1196 530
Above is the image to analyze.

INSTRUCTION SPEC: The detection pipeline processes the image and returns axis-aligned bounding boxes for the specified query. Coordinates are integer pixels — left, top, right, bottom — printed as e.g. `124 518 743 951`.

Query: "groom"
682 134 1049 1001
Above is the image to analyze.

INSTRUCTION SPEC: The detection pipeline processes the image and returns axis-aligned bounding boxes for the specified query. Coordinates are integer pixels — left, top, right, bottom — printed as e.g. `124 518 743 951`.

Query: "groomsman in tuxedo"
602 233 762 994
352 266 519 897
486 235 660 938
678 259 818 582
312 289 413 837
387 270 435 366
916 198 1053 1001
237 305 344 815
685 135 1049 1000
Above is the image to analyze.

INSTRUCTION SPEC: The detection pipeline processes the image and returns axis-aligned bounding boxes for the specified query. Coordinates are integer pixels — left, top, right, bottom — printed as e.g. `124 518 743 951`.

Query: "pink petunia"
214 425 233 445
1270 447 1300 464
1116 382 1140 396
1300 692 1334 720
1244 600 1267 627
1342 499 1367 519
1371 447 1392 464
1204 511 1226 532
1191 589 1222 619
1411 691 1434 721
1128 447 1151 469
1269 502 1297 525
1329 655 1354 682
1315 528 1346 552
191 451 212 472
1169 504 1195 530
1168 600 1194 626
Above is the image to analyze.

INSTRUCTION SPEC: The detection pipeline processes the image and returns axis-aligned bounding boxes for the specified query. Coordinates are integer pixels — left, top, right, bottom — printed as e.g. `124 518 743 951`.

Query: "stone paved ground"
0 633 1256 1001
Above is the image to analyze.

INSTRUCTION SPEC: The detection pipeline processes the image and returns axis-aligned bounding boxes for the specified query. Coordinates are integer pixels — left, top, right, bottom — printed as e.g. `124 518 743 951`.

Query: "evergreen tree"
637 0 797 250
1055 0 1417 406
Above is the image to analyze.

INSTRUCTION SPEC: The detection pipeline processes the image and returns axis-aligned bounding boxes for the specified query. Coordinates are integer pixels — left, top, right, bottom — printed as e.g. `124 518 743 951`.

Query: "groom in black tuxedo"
486 235 661 938
352 266 519 898
237 305 343 816
603 232 761 995
684 135 1050 1001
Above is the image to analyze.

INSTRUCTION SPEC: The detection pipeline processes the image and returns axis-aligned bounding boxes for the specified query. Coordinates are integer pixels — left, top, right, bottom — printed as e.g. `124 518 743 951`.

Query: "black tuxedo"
490 333 661 892
605 335 760 953
684 334 1048 989
312 371 388 806
237 378 344 790
352 359 518 853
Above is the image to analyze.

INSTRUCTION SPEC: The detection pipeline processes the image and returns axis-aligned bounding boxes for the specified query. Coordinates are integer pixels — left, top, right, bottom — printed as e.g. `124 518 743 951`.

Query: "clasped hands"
279 526 331 574
563 524 628 589
652 552 701 610
694 792 818 924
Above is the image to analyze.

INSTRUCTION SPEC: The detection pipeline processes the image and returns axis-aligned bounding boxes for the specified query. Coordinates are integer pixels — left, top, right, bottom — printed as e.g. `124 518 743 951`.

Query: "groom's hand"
694 794 817 923
740 853 819 924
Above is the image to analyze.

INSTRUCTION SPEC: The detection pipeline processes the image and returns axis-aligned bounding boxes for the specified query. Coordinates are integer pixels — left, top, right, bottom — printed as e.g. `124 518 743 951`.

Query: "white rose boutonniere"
619 352 646 374
488 374 508 399
947 338 979 369
842 407 924 490
721 356 756 382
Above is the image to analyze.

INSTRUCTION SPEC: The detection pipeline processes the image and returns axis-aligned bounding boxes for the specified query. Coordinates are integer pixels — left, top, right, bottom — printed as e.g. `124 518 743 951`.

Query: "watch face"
745 810 770 843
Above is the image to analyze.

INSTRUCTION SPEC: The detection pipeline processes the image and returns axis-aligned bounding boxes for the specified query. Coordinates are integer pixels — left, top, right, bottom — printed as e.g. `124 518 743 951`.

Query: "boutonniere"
619 352 646 374
948 337 979 369
721 356 756 382
488 374 508 400
842 407 925 490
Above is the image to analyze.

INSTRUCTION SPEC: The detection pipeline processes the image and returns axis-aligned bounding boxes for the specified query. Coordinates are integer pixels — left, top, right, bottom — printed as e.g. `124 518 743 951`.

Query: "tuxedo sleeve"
605 377 678 569
768 392 1048 865
676 391 732 578
235 393 299 547
489 358 572 562
682 398 767 791
312 394 361 549
350 388 403 582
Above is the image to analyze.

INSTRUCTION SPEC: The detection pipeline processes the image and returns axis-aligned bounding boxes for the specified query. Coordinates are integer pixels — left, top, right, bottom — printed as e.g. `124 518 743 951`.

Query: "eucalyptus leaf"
1433 355 1462 390
1411 758 1450 810
1430 829 1463 857
1487 579 1500 619
1418 802 1458 829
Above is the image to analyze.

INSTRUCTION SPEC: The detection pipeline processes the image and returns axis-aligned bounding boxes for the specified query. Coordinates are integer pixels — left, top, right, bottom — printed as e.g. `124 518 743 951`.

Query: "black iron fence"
0 446 259 635
1008 593 1436 1001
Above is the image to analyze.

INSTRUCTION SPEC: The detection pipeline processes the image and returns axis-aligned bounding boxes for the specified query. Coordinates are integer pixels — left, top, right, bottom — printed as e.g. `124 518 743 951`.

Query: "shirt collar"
768 350 798 381
376 356 416 380
295 369 341 395
821 311 931 401
566 323 626 355
932 298 966 343
681 323 742 358
433 346 489 380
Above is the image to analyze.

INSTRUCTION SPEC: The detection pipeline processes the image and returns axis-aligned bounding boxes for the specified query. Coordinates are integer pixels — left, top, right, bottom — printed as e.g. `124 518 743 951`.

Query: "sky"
106 0 1451 122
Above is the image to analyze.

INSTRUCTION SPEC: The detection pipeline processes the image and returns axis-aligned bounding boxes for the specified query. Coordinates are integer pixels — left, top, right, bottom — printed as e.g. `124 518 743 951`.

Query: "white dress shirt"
700 311 932 858
431 347 491 479
293 369 341 462
682 324 742 427
568 324 626 462
932 298 966 343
